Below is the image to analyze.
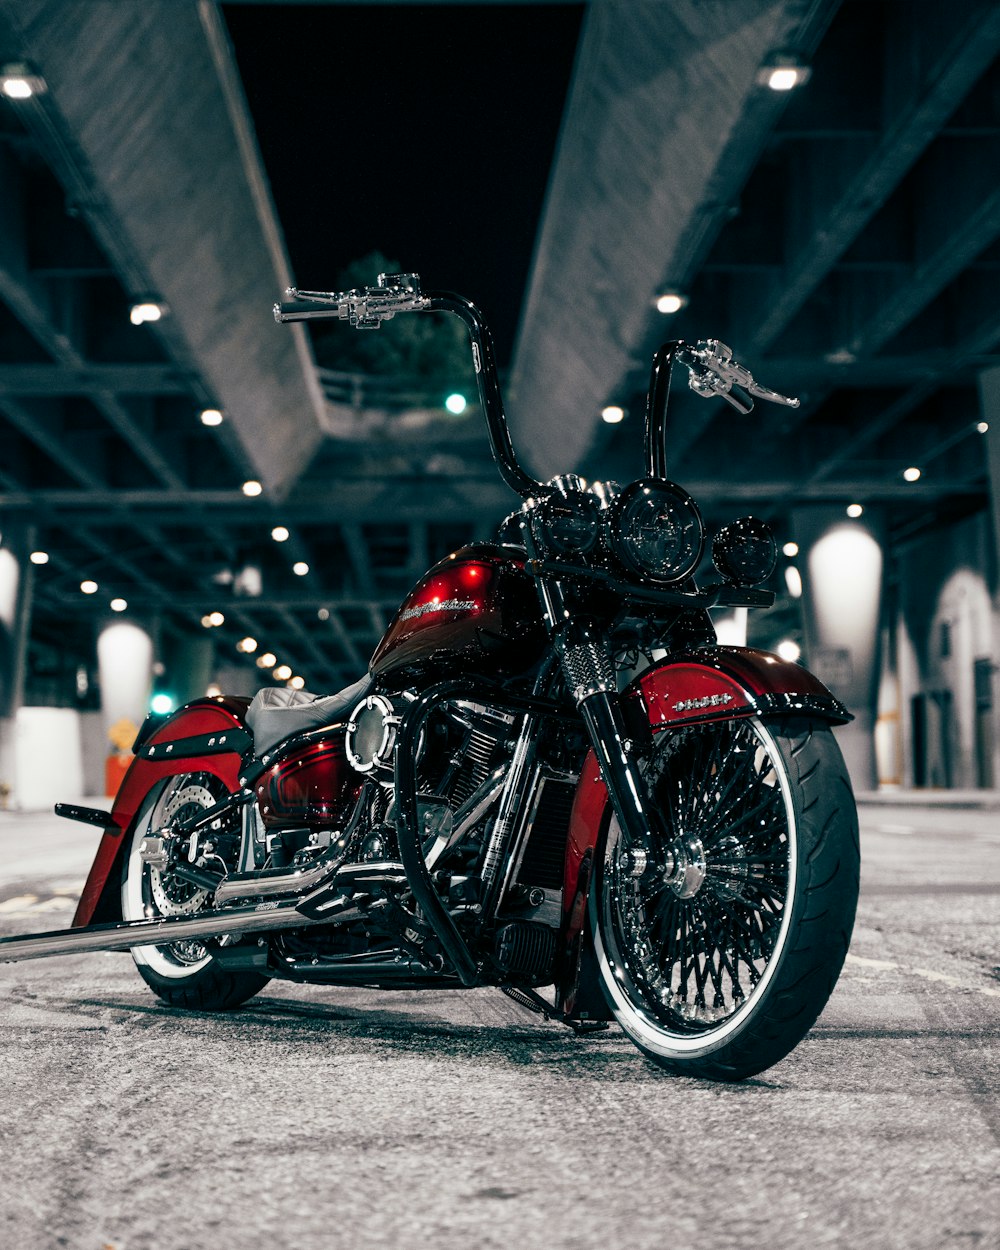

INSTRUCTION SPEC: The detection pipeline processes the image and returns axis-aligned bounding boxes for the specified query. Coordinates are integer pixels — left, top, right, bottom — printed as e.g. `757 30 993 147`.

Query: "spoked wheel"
121 772 270 1010
591 716 859 1081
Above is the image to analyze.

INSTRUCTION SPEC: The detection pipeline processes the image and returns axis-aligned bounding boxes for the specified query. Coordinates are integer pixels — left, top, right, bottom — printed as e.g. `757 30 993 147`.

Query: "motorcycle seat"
245 673 372 756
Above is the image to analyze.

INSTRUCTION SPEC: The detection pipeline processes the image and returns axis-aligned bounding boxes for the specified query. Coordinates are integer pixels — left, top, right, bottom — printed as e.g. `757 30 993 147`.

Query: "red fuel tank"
370 544 546 683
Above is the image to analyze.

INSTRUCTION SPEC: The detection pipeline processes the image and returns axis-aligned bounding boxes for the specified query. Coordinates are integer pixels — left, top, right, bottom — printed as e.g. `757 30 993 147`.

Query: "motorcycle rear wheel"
121 773 270 1011
591 716 858 1081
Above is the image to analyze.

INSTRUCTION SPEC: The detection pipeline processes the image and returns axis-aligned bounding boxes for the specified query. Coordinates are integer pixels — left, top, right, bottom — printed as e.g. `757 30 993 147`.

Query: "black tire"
591 716 859 1081
121 773 270 1012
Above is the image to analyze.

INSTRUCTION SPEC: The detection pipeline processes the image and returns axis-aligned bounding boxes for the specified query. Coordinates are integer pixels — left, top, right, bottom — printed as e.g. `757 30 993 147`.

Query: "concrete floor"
0 797 998 1250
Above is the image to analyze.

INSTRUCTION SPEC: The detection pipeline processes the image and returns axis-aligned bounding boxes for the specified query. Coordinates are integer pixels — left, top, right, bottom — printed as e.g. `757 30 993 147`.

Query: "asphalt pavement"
0 794 997 1250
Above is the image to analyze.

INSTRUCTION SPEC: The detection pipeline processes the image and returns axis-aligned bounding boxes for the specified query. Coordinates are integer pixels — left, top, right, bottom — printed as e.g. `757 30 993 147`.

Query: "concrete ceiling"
1 0 998 699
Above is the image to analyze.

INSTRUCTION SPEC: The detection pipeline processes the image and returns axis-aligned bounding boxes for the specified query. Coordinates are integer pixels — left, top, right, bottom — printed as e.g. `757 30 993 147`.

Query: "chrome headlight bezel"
608 478 705 584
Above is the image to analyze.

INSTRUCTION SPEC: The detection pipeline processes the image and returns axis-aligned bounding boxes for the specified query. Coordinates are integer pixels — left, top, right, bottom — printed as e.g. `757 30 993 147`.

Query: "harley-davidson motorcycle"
0 275 859 1081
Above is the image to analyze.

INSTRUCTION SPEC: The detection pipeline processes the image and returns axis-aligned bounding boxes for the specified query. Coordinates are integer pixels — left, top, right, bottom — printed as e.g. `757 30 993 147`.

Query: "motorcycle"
0 274 859 1081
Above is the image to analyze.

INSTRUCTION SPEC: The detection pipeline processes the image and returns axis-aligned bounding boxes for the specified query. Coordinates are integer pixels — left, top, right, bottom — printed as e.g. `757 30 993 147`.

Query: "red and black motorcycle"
1 275 859 1081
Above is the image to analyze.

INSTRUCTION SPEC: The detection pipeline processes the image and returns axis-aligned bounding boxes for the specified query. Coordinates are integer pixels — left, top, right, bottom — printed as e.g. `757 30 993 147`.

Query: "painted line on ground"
847 953 1000 999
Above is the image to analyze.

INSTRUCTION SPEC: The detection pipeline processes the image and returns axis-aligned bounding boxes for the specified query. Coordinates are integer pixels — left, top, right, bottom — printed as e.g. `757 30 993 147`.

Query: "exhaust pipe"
0 860 409 965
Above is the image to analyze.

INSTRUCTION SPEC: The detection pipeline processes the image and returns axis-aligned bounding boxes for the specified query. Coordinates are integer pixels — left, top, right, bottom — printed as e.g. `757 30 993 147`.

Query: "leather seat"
245 673 372 756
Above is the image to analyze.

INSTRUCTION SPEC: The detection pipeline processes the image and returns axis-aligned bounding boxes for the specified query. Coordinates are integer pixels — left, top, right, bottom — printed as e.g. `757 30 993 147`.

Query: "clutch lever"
678 339 800 412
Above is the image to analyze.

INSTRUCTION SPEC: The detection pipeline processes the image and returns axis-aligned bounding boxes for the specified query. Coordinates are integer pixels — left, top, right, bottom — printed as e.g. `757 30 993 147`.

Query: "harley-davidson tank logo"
673 693 734 712
399 598 476 622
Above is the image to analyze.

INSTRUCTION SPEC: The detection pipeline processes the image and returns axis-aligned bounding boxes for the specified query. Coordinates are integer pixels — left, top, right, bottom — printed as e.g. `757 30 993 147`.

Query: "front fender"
556 646 849 1013
72 696 251 927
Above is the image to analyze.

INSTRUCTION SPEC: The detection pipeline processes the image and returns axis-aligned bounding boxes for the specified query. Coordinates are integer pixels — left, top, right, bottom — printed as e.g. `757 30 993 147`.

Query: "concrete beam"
0 0 325 496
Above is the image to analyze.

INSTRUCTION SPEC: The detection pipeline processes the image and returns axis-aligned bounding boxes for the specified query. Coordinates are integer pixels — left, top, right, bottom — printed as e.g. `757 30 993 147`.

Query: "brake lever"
678 339 800 410
273 272 431 328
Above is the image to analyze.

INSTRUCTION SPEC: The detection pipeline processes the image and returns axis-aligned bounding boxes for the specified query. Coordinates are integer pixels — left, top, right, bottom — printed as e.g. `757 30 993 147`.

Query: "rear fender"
72 696 251 928
556 646 850 1013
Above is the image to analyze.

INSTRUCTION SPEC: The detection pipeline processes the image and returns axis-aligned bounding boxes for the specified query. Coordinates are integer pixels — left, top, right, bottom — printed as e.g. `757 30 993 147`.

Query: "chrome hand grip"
678 339 800 411
273 272 431 328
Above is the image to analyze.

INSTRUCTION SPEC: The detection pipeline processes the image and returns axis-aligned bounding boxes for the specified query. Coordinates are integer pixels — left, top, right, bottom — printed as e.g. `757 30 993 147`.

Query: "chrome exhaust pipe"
0 861 409 965
0 897 320 964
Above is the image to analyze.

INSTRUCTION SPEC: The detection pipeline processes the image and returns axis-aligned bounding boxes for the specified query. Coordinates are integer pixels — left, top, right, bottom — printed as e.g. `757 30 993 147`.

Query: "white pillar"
97 620 154 757
792 507 884 792
0 525 35 808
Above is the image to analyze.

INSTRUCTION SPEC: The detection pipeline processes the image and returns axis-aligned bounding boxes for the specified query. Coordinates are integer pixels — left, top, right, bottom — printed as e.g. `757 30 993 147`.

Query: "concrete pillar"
975 366 1000 789
792 507 884 791
0 524 36 808
97 620 153 785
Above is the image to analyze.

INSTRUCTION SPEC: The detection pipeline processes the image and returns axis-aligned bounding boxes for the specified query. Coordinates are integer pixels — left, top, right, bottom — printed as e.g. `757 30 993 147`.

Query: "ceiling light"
776 639 801 663
80 580 98 594
242 479 263 497
757 61 811 91
206 684 222 698
208 611 225 626
110 598 128 613
150 693 174 715
273 664 292 681
846 503 864 518
293 561 309 576
784 566 802 599
782 541 798 558
236 636 257 653
289 675 306 690
256 652 276 668
317 608 330 621
29 550 49 565
199 408 223 427
129 300 164 326
977 421 989 434
271 525 289 542
655 292 688 315
445 393 467 415
1 63 46 99
601 405 625 424
903 466 921 482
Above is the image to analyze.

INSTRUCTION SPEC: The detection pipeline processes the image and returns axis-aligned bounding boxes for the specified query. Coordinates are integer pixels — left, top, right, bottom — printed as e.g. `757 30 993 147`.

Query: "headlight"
532 489 602 556
609 479 704 583
712 516 777 586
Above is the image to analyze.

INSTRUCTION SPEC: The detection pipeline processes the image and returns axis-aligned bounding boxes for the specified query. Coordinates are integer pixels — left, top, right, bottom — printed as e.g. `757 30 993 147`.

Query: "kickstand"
500 984 609 1034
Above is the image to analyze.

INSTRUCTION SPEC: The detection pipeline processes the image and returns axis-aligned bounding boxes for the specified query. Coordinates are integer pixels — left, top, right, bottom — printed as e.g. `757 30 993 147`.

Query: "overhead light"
976 421 989 434
317 607 330 621
293 561 309 576
208 611 225 626
782 541 799 558
1 63 46 99
110 598 128 613
236 636 257 653
776 639 801 663
271 525 289 542
256 652 276 668
655 291 688 315
205 683 223 698
289 675 306 690
784 566 802 599
29 550 49 565
903 466 921 482
273 664 292 681
129 300 165 326
242 479 263 497
199 408 223 427
444 393 467 415
757 60 811 91
80 579 98 594
150 693 174 715
601 405 625 424
846 503 864 518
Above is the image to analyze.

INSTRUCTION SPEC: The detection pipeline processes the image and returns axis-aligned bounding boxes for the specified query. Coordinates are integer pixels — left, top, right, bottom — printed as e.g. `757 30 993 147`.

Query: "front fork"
553 620 697 897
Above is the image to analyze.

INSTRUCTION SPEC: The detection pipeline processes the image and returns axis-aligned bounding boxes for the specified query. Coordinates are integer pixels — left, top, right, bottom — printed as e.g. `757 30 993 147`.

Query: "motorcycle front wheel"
591 716 858 1081
121 772 270 1011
